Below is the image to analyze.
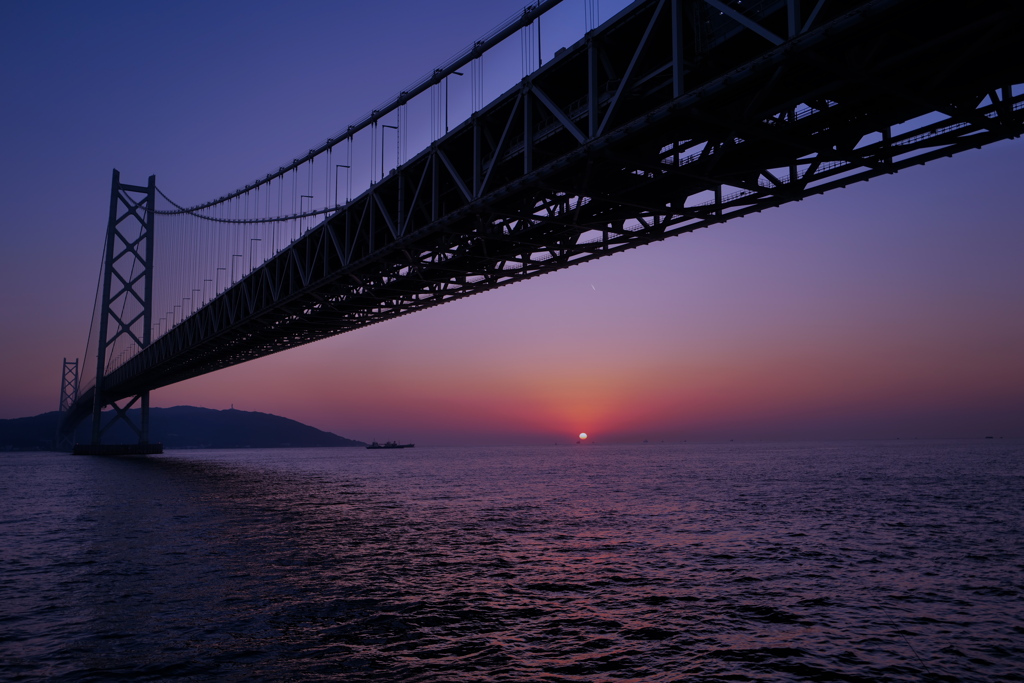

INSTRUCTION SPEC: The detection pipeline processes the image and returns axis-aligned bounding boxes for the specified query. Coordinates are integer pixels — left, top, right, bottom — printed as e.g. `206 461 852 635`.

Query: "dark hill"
0 406 365 451
0 412 62 451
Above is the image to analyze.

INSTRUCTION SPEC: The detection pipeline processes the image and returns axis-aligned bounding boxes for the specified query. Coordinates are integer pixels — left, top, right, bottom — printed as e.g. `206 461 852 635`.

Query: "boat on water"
366 441 415 449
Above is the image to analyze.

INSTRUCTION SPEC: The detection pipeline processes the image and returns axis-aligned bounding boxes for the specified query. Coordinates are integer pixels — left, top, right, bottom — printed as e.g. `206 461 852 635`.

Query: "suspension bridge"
58 0 1024 452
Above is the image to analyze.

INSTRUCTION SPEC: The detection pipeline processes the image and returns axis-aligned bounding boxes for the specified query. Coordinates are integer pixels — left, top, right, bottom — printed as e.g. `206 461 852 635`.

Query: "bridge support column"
55 358 79 451
671 0 686 97
84 170 162 455
141 390 150 444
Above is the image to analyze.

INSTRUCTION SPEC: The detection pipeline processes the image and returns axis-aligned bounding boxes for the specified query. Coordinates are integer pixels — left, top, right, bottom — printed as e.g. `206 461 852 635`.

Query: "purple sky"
1 0 1022 445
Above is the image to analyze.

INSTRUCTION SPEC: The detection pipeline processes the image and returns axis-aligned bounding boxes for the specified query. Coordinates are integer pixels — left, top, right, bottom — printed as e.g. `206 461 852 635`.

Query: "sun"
579 432 588 440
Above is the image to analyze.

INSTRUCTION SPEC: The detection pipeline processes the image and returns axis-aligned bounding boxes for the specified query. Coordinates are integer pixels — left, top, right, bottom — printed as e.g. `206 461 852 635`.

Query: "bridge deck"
65 0 1024 430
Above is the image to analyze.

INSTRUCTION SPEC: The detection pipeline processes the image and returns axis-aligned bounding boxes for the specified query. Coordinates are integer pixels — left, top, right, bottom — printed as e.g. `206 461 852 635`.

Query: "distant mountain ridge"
0 406 365 451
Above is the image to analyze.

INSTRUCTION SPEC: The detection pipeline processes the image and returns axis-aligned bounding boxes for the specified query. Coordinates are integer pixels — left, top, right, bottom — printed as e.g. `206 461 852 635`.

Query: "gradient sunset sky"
1 0 1022 445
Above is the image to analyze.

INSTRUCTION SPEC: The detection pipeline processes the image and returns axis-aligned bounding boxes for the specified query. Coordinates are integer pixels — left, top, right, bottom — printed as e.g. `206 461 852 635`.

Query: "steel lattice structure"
71 172 158 449
55 358 79 450
62 0 1024 438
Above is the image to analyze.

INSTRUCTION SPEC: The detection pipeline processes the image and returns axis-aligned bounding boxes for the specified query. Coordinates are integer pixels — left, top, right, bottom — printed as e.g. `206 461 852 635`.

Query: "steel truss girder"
63 0 1024 428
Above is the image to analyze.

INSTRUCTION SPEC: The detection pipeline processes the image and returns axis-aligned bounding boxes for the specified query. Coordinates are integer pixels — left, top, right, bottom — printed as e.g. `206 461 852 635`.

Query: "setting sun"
579 432 588 440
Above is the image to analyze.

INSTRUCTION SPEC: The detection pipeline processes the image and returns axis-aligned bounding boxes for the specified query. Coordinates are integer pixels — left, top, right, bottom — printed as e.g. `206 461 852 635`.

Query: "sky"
1 0 1022 446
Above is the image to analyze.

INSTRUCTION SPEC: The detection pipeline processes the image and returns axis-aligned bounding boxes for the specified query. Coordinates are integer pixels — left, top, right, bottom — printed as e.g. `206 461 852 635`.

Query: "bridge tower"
78 170 162 455
55 357 79 450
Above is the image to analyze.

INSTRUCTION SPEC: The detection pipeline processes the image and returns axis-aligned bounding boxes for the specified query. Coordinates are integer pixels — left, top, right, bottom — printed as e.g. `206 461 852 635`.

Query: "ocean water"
1 441 1022 681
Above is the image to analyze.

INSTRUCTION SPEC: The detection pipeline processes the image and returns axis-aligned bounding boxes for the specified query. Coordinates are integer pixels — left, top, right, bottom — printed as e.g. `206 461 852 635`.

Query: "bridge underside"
65 0 1024 430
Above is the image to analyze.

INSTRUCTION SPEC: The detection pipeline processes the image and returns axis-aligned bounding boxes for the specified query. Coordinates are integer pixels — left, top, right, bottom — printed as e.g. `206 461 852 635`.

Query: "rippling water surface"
2 441 1022 681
